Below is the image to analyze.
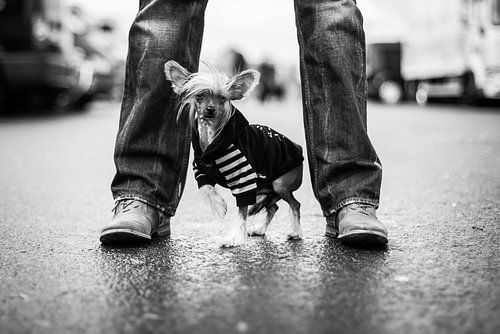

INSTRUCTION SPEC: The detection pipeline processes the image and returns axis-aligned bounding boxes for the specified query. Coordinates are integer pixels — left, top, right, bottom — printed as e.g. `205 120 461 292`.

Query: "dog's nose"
205 106 216 117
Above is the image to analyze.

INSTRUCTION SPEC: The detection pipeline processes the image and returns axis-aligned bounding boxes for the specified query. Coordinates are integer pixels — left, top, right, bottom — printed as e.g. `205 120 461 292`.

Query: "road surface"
0 99 499 334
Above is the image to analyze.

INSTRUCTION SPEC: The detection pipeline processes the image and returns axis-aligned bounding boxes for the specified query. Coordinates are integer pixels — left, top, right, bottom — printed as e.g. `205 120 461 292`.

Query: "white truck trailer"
402 0 500 103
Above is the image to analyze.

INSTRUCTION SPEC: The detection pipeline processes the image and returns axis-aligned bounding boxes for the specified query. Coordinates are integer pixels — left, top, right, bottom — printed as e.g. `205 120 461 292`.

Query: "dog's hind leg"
220 205 248 248
248 199 279 236
272 165 303 240
280 192 302 240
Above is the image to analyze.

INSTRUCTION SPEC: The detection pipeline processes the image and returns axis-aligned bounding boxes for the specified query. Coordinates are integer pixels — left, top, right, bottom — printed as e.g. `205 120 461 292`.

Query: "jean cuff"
324 197 379 217
113 193 173 216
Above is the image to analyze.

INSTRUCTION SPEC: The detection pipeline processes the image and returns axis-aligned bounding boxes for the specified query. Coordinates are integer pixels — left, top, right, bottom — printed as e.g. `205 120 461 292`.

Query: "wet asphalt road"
0 99 499 334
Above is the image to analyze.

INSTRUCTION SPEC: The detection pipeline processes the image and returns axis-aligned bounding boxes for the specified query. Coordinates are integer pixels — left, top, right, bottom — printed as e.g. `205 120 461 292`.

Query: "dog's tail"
248 193 280 216
199 185 227 218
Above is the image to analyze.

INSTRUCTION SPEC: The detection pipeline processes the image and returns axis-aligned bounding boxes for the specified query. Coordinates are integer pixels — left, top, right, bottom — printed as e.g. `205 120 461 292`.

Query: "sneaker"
100 199 170 244
326 203 388 246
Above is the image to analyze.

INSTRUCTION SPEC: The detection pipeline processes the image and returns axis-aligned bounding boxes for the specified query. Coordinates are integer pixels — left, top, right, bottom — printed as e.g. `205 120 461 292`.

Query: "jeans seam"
174 122 192 207
294 0 319 199
170 1 206 209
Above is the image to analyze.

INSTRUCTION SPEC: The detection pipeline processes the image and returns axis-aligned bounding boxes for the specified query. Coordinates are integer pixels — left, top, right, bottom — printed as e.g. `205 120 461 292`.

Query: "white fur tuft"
199 185 227 219
175 70 235 138
163 60 258 139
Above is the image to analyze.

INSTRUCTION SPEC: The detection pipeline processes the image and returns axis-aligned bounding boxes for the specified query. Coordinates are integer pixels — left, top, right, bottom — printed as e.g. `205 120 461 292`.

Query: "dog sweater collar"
193 107 249 159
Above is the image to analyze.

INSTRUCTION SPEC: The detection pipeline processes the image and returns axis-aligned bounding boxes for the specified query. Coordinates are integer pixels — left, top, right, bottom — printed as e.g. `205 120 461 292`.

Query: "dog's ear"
228 70 260 100
164 60 191 93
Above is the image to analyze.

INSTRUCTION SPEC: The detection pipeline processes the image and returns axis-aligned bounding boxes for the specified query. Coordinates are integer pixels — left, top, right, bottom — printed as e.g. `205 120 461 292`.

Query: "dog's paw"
247 225 267 237
287 232 303 240
199 185 227 219
219 234 246 248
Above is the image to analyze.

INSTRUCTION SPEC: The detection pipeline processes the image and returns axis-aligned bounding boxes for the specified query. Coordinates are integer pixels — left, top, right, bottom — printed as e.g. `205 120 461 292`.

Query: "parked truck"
402 0 500 104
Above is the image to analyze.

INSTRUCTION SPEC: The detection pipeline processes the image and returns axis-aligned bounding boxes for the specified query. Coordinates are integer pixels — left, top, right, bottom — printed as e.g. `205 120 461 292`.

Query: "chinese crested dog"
164 60 304 248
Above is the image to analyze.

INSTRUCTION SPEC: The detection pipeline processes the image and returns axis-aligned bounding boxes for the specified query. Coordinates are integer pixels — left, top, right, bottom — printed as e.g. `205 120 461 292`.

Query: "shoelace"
112 199 138 213
347 203 374 217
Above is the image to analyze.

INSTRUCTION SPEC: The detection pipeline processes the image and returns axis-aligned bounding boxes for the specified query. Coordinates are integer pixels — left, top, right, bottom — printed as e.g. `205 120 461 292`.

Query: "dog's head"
164 60 260 135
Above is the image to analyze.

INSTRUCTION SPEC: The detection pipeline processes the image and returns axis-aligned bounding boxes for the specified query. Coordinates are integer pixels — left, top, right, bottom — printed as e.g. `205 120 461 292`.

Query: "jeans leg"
111 0 208 216
294 0 382 216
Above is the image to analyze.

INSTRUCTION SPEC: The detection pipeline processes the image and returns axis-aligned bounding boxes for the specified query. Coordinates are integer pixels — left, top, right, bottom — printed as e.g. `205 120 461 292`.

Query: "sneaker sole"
325 226 388 246
338 230 388 247
100 228 170 245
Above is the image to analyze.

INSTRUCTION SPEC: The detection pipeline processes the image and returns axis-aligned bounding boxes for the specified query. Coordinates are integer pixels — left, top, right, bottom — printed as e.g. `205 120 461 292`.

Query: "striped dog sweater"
192 108 303 207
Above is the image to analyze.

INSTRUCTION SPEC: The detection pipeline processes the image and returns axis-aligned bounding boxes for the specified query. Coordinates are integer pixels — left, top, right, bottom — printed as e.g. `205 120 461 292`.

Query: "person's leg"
101 0 208 244
294 0 387 245
112 0 208 214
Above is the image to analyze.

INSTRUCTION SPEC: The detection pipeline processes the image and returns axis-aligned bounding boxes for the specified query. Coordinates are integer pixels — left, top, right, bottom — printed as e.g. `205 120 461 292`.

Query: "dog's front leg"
220 206 248 248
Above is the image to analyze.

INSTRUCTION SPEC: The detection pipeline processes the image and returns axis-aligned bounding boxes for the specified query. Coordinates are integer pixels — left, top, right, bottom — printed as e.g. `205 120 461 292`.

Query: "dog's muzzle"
202 108 216 119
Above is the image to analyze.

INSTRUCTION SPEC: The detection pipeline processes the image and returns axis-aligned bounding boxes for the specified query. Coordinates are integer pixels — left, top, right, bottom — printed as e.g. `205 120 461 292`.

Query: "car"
0 0 90 111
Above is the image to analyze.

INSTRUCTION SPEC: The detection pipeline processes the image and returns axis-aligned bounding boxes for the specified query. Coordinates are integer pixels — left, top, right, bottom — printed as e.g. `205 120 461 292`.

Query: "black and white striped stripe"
193 161 206 181
215 144 257 195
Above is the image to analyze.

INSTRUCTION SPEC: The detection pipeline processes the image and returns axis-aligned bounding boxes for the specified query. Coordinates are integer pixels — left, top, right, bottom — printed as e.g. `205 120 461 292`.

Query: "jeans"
111 0 382 218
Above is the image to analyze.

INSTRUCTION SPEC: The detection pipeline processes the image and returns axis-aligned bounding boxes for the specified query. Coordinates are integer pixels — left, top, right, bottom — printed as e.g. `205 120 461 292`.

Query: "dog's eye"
218 95 226 103
195 94 204 102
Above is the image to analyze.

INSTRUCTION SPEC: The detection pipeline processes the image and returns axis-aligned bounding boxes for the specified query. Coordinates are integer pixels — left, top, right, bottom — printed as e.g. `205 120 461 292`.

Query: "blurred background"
0 0 499 111
1 3 499 333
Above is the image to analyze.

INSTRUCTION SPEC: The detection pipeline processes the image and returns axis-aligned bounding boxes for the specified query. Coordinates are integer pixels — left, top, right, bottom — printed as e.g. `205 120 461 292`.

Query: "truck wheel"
378 80 403 104
416 88 428 106
415 82 429 106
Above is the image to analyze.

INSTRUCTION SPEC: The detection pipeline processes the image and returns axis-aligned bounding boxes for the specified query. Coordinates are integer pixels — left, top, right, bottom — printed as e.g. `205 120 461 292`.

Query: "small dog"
164 60 304 248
